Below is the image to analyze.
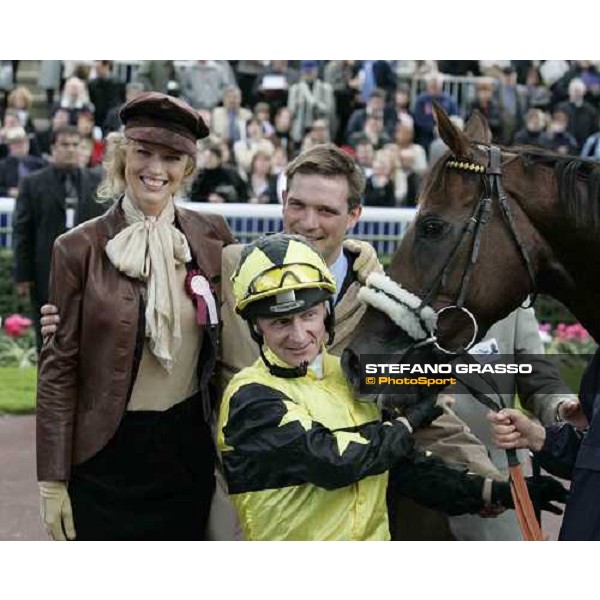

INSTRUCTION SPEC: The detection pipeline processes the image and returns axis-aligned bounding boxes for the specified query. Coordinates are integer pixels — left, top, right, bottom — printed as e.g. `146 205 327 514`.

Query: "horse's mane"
515 147 600 230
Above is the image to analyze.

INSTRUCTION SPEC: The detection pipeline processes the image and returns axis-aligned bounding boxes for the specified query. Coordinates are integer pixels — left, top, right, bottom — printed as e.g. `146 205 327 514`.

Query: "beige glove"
343 238 384 284
39 481 76 541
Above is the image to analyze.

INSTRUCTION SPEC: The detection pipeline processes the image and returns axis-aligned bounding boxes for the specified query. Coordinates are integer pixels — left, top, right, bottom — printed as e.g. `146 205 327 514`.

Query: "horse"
342 103 600 396
340 103 600 540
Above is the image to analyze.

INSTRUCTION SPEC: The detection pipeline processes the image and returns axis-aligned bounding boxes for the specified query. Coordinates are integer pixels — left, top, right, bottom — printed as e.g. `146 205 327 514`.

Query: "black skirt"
69 393 216 541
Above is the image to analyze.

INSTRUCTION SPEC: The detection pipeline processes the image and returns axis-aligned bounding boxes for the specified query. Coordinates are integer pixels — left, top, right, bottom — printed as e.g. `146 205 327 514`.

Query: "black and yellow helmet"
233 233 336 320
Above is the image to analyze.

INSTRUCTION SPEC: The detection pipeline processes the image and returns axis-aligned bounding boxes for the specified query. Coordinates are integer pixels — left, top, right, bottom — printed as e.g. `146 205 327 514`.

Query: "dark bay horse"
342 103 600 397
340 104 600 540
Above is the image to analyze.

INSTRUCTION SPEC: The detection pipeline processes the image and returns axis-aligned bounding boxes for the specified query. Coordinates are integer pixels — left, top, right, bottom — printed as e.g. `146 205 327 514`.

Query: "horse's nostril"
341 348 360 387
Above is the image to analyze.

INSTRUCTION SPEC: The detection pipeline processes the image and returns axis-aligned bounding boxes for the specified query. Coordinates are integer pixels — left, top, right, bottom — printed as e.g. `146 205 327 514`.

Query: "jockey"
216 233 566 540
217 233 443 540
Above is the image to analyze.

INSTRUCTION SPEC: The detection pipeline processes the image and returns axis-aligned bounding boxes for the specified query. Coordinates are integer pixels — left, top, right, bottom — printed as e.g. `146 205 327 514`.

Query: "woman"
246 149 278 204
36 92 235 541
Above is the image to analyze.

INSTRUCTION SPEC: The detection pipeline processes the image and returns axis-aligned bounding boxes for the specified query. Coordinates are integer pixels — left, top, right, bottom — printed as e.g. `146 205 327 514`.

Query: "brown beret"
119 92 209 157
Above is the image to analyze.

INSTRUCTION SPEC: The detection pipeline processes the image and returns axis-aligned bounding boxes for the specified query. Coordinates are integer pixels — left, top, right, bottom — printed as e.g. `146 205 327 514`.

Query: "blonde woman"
36 92 234 540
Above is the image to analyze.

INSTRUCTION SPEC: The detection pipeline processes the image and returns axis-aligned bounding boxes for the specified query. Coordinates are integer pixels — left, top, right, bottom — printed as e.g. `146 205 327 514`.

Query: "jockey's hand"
40 304 60 342
343 239 383 284
487 408 546 452
403 396 443 430
491 475 568 515
38 481 76 541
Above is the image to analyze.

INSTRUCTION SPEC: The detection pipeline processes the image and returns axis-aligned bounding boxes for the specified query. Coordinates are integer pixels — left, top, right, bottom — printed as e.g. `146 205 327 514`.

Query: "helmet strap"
247 322 309 378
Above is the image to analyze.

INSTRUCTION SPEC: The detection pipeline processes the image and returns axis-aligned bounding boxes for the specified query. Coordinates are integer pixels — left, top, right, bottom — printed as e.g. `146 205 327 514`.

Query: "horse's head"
342 104 546 409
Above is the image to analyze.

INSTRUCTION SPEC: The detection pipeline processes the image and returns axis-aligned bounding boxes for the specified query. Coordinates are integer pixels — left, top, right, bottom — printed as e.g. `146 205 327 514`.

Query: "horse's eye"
417 218 446 239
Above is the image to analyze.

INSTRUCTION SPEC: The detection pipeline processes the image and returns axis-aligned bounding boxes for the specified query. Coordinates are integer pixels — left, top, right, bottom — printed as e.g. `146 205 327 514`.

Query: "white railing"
0 198 417 256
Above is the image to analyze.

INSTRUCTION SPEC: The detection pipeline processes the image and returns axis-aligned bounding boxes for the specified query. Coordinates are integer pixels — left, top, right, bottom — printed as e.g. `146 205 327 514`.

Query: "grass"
0 367 36 414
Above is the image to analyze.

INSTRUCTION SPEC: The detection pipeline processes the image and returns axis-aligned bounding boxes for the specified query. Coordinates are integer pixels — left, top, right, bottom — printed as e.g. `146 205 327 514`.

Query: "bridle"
360 143 538 356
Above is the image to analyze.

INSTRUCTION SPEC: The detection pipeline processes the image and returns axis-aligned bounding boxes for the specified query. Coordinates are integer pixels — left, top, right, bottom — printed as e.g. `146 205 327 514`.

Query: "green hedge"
0 248 33 319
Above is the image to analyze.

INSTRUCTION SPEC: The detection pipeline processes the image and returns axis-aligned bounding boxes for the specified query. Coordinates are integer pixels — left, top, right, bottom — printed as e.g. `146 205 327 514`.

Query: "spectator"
354 139 375 176
395 147 420 207
0 126 45 197
466 78 504 142
253 102 275 137
211 86 252 145
181 60 232 110
288 61 336 149
234 60 265 107
413 72 459 152
324 60 362 144
363 149 396 207
391 83 413 127
253 60 299 115
345 88 395 143
38 60 63 110
391 114 427 178
514 108 548 148
12 125 105 349
5 86 36 134
301 118 330 152
233 117 275 176
525 65 552 111
543 108 579 155
271 144 288 203
246 149 278 204
54 76 94 126
348 114 391 150
76 108 104 167
1 110 41 159
556 78 599 151
272 106 294 157
135 60 180 94
35 108 70 157
496 66 529 144
358 60 397 102
88 61 124 133
190 144 248 203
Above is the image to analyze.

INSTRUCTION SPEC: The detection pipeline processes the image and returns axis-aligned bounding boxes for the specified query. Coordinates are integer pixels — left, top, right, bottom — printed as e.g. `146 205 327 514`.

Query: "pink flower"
3 314 33 338
539 323 552 333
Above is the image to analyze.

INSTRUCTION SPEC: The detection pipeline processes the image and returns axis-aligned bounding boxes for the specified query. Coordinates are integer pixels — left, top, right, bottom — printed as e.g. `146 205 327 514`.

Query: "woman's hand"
487 408 546 452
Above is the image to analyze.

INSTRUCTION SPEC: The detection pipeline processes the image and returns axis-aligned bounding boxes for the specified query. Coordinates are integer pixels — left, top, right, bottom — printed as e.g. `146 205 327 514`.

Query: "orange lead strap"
507 450 543 541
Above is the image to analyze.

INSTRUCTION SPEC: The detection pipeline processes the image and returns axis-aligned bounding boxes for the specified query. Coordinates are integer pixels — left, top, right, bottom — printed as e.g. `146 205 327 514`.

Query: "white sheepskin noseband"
358 273 437 341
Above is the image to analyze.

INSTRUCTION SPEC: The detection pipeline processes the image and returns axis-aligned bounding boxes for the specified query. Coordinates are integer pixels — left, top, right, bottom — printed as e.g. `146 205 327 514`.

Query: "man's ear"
346 204 362 231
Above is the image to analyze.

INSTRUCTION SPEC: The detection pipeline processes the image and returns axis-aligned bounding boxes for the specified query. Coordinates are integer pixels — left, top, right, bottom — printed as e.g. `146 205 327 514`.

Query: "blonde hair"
8 86 33 110
97 133 197 200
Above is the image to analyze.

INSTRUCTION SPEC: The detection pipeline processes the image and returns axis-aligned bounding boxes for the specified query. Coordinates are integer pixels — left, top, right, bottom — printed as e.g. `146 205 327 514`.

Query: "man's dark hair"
285 143 365 210
51 125 80 146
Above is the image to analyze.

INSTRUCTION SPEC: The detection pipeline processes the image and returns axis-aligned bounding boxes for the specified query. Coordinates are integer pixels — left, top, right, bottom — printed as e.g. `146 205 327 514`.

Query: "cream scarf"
105 195 192 372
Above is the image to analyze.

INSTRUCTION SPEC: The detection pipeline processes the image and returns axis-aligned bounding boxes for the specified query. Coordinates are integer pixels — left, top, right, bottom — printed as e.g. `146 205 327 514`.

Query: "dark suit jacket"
12 165 106 307
536 348 600 539
0 155 46 197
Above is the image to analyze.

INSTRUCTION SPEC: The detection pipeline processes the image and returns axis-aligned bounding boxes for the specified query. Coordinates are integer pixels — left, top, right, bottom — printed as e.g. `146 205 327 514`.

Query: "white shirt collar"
328 248 348 304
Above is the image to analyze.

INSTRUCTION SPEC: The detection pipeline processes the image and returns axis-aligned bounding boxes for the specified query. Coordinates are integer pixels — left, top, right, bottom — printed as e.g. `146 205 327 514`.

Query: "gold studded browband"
446 159 486 173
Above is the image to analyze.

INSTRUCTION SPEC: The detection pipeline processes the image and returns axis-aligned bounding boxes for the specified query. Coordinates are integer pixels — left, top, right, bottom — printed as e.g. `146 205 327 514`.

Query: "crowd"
2 60 600 209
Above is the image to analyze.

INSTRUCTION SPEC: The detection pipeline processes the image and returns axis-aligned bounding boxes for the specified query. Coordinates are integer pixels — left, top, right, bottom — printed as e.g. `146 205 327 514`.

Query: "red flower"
3 314 33 338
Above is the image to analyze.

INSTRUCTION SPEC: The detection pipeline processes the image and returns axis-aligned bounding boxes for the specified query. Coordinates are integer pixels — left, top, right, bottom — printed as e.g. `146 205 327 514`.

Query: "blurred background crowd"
1 59 600 206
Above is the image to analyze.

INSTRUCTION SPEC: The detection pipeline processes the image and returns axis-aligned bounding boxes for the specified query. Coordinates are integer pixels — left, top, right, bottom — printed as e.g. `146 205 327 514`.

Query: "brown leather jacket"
36 200 235 481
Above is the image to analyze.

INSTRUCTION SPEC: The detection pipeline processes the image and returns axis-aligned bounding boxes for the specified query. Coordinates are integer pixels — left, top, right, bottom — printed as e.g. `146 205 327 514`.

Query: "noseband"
359 144 537 355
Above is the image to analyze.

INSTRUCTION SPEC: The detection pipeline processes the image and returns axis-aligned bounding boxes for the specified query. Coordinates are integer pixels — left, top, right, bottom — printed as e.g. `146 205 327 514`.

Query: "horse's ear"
433 101 470 158
464 110 493 144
